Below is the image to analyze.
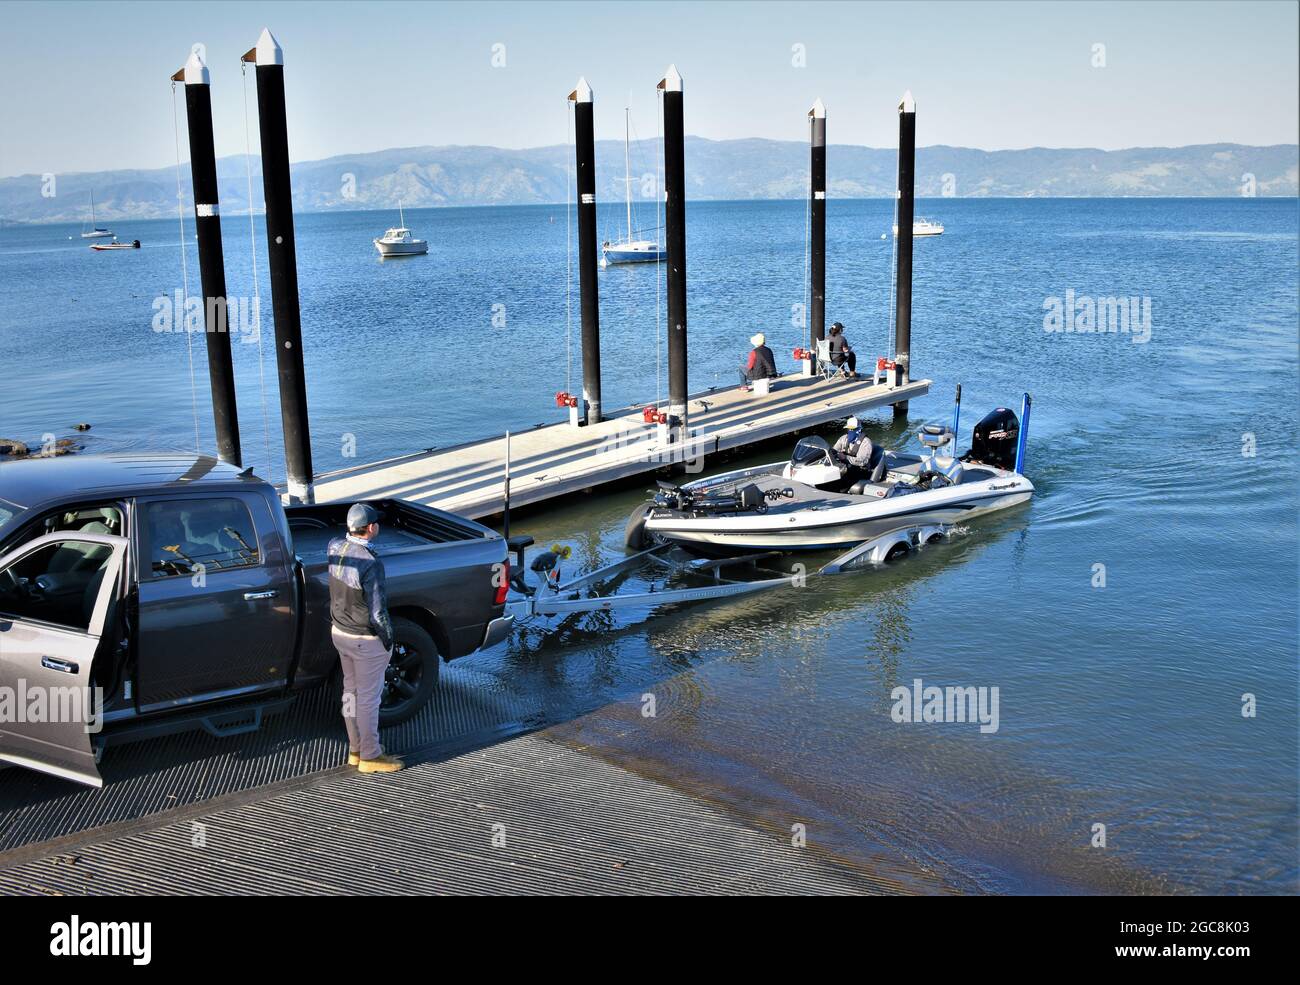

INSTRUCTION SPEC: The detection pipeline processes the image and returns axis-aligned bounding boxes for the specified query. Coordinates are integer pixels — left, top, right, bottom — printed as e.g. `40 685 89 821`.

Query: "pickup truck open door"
0 532 127 788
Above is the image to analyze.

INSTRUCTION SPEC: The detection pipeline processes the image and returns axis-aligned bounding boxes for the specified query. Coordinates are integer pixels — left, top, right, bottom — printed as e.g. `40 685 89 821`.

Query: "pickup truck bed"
292 525 432 561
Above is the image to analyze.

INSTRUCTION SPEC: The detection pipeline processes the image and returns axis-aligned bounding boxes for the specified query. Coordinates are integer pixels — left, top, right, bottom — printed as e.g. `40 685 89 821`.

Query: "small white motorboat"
627 391 1034 553
81 191 113 239
90 238 140 251
373 202 428 256
893 217 944 237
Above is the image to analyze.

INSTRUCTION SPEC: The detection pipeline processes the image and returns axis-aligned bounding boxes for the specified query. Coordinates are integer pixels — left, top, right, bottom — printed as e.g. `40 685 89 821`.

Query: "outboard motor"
965 407 1020 471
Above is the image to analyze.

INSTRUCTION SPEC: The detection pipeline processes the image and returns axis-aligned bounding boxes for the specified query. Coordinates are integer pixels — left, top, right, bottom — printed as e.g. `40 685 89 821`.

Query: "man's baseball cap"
347 502 380 532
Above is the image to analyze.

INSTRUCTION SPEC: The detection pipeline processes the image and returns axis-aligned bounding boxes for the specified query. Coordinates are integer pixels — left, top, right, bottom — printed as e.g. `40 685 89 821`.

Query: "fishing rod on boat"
503 431 512 539
951 384 962 456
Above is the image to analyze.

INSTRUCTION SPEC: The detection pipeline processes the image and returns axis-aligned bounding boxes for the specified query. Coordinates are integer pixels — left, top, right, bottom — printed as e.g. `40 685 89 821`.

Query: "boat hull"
81 230 114 239
643 465 1033 552
374 240 428 256
602 242 666 264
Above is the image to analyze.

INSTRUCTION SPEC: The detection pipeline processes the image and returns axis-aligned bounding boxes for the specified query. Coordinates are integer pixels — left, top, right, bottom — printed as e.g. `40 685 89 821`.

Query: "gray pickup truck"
0 453 513 787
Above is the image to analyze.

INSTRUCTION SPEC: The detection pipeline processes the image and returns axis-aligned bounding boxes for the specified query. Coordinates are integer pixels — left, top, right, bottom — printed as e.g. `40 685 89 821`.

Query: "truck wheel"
379 617 441 727
624 501 653 550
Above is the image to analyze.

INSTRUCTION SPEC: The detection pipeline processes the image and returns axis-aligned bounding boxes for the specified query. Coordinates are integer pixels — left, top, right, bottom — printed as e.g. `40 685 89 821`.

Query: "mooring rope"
171 81 202 455
564 98 573 396
241 61 273 480
655 88 664 409
802 113 812 354
887 143 900 360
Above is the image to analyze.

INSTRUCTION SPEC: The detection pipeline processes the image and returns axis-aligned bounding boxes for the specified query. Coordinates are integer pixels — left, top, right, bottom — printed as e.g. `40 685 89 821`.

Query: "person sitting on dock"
741 333 779 389
828 322 858 380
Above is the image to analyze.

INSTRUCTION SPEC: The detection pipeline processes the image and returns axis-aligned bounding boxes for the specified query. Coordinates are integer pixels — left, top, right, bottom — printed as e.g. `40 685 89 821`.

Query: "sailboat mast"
398 199 405 229
624 107 632 240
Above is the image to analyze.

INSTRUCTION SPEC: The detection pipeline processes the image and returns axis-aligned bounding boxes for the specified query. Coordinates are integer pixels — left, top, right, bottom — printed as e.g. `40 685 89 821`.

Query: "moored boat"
90 238 140 251
893 217 944 237
373 201 428 256
81 191 113 239
601 107 666 266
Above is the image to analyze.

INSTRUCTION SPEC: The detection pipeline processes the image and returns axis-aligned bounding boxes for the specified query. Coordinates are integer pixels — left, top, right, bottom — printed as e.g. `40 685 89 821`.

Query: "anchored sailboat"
81 192 113 239
601 107 666 265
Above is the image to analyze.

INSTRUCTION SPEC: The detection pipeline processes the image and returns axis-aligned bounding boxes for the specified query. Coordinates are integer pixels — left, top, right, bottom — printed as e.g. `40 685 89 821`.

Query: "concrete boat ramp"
0 719 912 896
313 373 931 518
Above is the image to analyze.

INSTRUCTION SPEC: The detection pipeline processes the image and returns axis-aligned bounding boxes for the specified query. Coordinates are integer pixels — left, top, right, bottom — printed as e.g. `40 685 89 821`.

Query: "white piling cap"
568 77 593 103
658 64 683 92
899 90 915 113
809 97 826 119
251 28 283 66
181 48 209 85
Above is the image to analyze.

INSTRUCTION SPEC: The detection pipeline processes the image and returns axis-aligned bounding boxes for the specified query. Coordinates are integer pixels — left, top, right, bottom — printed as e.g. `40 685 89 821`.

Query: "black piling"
243 29 314 502
174 50 241 466
893 90 916 416
659 65 688 435
570 78 601 424
809 98 827 371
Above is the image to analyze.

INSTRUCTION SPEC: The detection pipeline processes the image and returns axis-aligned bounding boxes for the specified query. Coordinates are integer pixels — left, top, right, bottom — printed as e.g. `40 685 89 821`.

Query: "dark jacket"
328 535 394 650
829 333 852 361
745 344 778 379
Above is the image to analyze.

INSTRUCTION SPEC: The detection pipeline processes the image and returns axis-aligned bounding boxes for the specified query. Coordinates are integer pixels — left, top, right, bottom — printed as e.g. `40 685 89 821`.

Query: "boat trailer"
503 523 950 621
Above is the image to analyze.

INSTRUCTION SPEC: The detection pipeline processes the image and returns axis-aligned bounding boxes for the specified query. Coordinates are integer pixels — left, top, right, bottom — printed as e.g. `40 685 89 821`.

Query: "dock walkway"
313 373 930 518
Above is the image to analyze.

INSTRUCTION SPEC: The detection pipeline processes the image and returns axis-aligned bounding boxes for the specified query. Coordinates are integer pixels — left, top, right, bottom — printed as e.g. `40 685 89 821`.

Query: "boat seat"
870 451 889 483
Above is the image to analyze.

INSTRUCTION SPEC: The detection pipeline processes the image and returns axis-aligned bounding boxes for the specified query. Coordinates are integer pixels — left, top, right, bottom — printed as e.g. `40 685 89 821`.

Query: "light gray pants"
331 625 391 761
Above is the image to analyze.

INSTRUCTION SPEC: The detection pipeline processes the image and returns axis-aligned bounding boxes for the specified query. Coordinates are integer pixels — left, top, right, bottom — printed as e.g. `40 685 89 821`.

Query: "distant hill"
2 138 1295 222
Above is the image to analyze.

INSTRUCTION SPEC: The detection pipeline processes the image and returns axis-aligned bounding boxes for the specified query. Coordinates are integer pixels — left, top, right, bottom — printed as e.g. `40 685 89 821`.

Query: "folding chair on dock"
817 339 851 382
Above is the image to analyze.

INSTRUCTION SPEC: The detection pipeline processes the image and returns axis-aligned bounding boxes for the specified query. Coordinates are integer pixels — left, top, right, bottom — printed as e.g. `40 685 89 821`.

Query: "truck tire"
624 501 653 550
379 616 441 727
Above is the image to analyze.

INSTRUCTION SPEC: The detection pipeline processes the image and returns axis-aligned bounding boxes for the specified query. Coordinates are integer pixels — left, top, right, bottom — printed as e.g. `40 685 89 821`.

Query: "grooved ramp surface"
0 733 891 895
0 663 541 855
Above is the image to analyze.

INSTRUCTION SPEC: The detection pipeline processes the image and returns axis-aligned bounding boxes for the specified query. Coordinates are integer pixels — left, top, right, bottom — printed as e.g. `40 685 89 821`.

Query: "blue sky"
1 0 1296 177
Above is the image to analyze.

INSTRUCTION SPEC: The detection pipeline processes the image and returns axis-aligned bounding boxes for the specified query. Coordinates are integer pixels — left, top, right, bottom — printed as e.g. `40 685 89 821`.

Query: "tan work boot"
357 753 403 774
347 751 361 767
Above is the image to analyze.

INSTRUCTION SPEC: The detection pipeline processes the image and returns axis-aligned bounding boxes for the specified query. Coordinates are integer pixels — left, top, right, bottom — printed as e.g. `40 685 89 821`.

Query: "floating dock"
313 373 931 518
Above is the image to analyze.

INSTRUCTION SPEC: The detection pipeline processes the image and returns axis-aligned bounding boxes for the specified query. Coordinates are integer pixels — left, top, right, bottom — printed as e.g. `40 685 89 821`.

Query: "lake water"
1 197 1297 893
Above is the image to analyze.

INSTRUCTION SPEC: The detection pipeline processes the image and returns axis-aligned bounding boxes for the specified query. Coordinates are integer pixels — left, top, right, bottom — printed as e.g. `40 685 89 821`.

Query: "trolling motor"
507 540 573 597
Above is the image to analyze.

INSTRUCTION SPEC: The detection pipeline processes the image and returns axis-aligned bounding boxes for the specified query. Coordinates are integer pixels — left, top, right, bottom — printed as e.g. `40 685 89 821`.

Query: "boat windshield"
790 435 833 467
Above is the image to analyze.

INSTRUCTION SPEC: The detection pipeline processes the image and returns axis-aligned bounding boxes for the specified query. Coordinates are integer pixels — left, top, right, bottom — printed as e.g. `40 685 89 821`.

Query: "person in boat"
833 416 873 468
740 332 779 388
828 322 857 379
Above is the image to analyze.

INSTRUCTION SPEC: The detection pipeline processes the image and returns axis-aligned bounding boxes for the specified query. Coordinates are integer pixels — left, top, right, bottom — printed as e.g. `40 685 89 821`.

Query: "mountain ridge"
3 137 1295 222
